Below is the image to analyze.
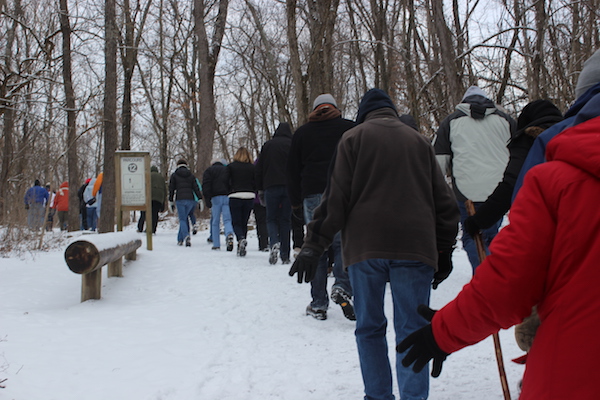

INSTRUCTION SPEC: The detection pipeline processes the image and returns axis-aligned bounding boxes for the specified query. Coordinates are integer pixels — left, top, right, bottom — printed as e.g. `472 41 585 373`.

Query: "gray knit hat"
312 93 338 110
575 49 600 99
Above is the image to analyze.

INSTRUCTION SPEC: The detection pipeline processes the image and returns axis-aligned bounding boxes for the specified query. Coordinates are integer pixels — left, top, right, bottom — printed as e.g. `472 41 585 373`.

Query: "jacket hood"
456 95 497 120
60 181 69 188
151 166 159 173
273 122 293 138
175 165 192 178
356 88 398 124
546 115 600 178
515 99 563 136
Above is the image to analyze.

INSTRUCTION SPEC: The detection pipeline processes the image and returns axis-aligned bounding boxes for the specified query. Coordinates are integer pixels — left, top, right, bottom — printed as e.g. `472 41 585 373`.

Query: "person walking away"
255 122 293 264
138 165 168 234
83 177 98 231
54 181 69 231
227 147 256 256
78 178 91 230
289 89 459 400
91 172 103 220
169 159 202 246
202 158 234 250
462 99 563 238
434 85 515 273
253 191 268 251
24 179 49 231
187 178 203 235
397 109 600 400
286 93 356 321
45 183 55 231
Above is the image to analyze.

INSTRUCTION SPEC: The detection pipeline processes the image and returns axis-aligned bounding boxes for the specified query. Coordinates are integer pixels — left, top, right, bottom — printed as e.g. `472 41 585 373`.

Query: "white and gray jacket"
434 95 516 202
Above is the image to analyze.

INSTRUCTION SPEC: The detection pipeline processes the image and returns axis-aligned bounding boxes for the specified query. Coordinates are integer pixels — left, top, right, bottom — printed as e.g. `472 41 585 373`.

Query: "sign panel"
120 157 146 206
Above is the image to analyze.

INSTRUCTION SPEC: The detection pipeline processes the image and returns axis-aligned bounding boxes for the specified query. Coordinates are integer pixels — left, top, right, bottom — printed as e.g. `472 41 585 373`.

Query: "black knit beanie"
517 99 563 132
356 89 398 124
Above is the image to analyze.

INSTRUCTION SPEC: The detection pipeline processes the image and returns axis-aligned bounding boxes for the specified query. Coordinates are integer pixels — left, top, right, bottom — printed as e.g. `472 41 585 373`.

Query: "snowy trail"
0 222 523 399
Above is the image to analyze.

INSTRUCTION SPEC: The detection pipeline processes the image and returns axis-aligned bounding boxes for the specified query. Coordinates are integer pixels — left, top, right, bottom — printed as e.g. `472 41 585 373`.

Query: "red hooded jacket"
53 182 69 212
432 115 600 399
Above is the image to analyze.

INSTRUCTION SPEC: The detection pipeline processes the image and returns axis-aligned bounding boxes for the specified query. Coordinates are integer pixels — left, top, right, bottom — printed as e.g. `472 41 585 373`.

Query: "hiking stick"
465 200 511 400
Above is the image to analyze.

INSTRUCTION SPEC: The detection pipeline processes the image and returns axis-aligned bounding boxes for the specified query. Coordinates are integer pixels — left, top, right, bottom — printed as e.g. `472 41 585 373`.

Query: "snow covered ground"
1 218 525 399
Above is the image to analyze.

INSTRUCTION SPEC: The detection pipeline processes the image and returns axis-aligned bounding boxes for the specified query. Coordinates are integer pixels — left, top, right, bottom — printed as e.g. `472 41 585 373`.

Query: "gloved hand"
25 204 29 210
168 201 175 213
432 249 453 290
198 199 205 212
86 197 96 206
288 247 321 283
258 191 266 207
205 198 212 209
396 305 448 377
463 215 480 237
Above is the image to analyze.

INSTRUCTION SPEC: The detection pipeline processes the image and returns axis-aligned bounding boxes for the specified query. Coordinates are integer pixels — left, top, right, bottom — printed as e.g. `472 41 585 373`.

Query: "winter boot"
331 287 356 321
185 236 191 247
238 238 247 257
306 305 327 320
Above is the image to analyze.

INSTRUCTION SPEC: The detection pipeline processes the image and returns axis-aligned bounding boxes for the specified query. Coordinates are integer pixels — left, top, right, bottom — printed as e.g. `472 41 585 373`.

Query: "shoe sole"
269 245 279 265
332 290 356 321
226 236 234 252
238 239 247 257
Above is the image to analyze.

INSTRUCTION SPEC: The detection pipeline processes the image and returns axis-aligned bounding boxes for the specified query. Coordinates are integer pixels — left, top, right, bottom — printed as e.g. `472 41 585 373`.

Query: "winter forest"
0 0 599 241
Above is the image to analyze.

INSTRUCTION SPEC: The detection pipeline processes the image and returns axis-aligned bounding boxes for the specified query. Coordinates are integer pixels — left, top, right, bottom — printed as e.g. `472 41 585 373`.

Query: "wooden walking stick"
465 200 511 400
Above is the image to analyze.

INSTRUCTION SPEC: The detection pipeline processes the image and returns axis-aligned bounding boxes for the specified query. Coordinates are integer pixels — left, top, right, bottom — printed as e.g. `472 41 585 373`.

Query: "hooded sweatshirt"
255 122 293 190
169 165 201 202
53 182 70 212
432 115 600 399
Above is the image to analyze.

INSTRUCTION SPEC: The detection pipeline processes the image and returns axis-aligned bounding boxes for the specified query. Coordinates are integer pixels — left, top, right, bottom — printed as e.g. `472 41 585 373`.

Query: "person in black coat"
255 122 293 264
227 147 256 256
203 158 235 251
168 159 202 246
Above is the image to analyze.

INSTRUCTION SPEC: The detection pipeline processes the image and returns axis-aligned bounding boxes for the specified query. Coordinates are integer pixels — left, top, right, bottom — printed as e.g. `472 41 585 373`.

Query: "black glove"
396 305 448 377
432 249 453 290
25 204 29 210
86 197 97 206
205 198 212 209
463 215 480 237
288 247 321 283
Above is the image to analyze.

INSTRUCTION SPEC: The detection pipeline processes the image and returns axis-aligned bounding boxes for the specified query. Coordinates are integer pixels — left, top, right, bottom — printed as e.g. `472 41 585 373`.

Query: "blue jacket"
24 185 49 205
513 83 600 201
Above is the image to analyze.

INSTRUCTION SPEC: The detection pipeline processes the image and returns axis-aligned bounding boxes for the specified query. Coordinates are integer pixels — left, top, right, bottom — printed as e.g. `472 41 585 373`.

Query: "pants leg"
458 201 502 274
348 259 394 400
151 201 162 234
176 200 194 242
253 203 268 250
331 232 352 296
229 198 244 241
211 197 223 248
138 211 146 232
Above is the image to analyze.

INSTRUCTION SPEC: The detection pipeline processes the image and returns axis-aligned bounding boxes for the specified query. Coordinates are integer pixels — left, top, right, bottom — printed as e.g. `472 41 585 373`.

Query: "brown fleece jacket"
304 108 459 269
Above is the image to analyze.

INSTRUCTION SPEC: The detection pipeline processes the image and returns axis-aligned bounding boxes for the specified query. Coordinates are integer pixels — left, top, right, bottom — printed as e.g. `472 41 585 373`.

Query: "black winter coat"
227 161 255 194
202 162 230 206
255 122 293 190
286 117 355 207
169 166 202 202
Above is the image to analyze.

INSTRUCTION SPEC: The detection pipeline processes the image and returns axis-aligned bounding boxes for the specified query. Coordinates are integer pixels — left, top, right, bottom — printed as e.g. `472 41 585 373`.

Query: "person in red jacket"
53 181 70 231
398 113 600 399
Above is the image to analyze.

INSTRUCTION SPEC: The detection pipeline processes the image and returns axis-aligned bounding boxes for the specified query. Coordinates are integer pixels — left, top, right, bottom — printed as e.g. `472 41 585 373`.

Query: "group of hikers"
23 47 600 399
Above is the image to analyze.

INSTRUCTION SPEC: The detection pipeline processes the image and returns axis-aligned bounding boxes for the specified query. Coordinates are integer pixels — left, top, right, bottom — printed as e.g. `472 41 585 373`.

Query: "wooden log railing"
64 231 142 302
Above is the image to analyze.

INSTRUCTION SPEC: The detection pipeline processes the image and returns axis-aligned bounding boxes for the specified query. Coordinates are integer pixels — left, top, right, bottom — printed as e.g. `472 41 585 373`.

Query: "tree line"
0 0 598 231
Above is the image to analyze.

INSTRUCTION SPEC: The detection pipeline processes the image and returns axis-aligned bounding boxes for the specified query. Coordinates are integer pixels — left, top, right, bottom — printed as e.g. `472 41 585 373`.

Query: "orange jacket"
53 182 69 211
92 173 103 197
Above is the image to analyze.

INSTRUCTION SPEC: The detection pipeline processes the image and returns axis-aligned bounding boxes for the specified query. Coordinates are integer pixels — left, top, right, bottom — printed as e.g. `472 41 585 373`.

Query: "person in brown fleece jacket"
289 88 459 400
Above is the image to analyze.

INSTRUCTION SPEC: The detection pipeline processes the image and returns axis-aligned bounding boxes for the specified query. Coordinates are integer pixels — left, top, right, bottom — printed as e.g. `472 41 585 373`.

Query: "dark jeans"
229 198 254 241
138 200 163 234
253 203 268 250
264 185 292 259
291 206 305 249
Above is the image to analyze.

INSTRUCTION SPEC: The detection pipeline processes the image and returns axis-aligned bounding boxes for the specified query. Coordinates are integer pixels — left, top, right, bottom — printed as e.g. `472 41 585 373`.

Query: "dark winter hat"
151 165 159 172
356 89 398 124
312 93 338 110
177 159 188 166
575 49 600 99
34 179 41 186
516 99 563 132
399 114 419 132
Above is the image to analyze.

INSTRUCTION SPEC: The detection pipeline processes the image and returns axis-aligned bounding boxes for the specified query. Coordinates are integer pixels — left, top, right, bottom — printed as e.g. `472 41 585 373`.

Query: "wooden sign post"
115 151 152 250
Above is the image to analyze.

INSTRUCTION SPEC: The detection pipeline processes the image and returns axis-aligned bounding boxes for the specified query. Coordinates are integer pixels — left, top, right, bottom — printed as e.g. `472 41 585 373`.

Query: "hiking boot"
331 287 356 321
211 246 220 250
185 236 191 247
192 224 198 235
226 234 234 252
177 241 183 246
281 258 291 265
306 305 327 320
269 242 280 265
238 238 247 257
207 237 213 243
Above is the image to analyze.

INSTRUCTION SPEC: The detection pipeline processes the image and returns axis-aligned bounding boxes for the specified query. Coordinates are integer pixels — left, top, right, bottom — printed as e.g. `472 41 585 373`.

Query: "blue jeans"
210 195 234 248
303 193 352 309
348 259 434 400
458 201 502 274
176 199 196 242
264 185 291 259
86 207 97 231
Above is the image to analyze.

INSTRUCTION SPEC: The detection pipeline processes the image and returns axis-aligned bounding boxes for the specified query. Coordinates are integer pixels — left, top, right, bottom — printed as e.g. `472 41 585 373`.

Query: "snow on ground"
0 218 524 399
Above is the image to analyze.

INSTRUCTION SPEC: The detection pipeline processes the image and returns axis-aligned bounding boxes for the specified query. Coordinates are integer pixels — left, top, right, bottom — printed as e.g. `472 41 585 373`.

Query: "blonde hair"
233 147 252 163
